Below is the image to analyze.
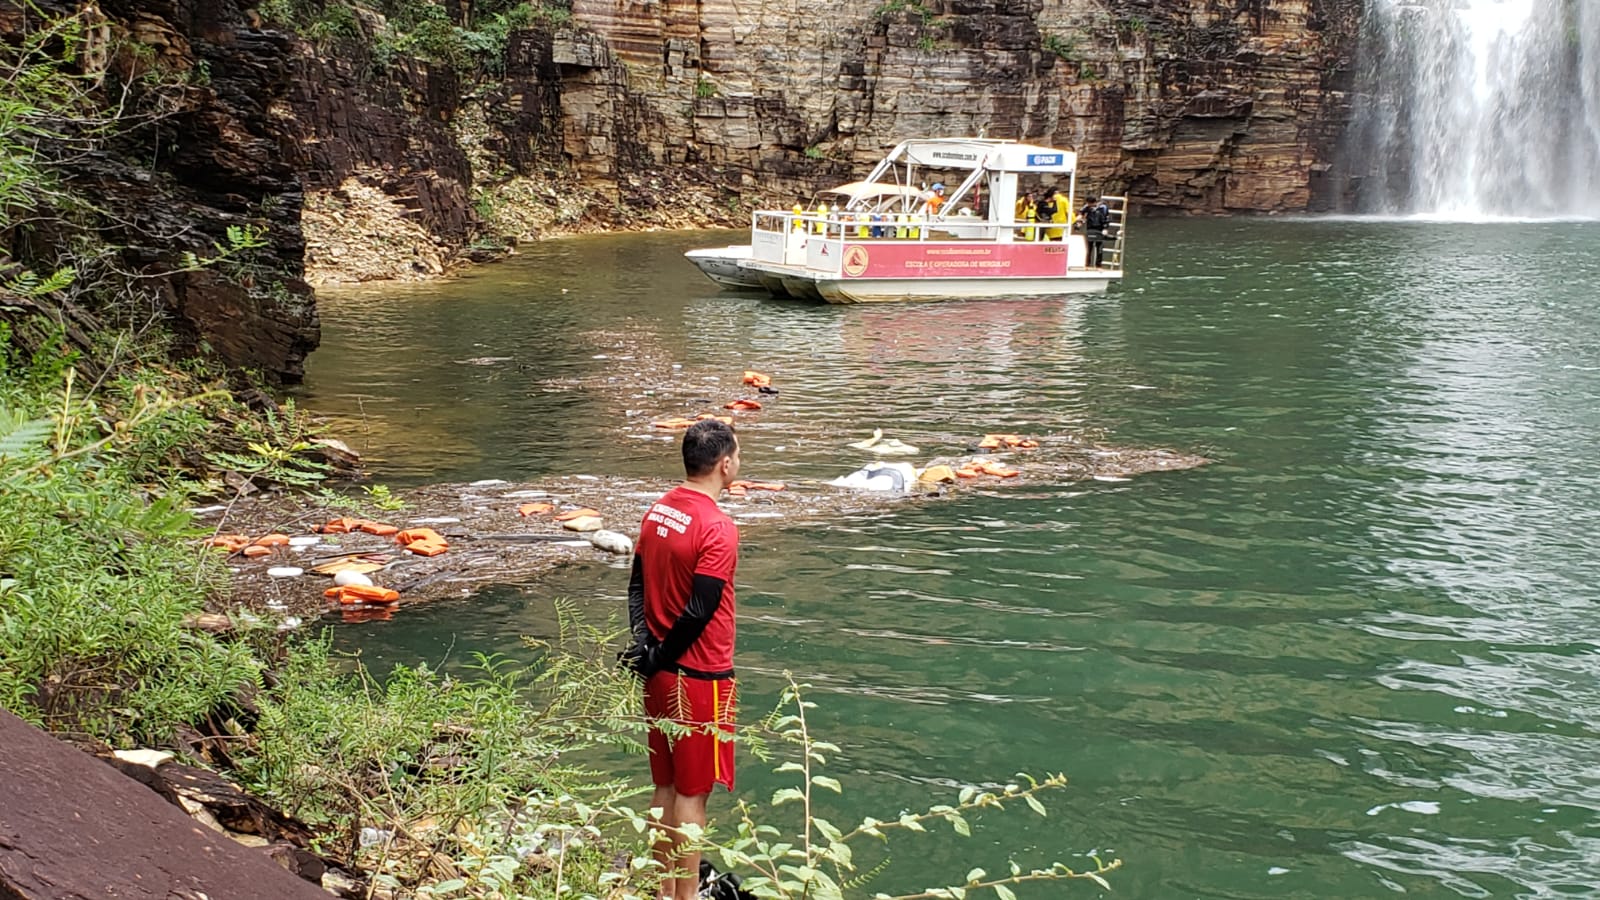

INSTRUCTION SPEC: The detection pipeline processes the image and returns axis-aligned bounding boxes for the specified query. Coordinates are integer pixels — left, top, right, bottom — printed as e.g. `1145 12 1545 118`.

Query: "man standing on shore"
624 419 742 900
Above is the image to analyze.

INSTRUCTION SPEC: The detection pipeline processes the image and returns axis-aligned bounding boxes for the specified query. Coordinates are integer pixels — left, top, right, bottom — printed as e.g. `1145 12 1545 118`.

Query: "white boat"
688 138 1128 303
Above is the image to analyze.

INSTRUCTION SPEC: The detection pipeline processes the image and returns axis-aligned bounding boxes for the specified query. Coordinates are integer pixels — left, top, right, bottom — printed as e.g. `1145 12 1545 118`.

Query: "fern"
0 410 53 461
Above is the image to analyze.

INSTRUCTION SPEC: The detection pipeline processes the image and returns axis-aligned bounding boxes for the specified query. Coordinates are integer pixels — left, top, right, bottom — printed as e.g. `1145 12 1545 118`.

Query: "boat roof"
821 182 926 202
886 138 1076 174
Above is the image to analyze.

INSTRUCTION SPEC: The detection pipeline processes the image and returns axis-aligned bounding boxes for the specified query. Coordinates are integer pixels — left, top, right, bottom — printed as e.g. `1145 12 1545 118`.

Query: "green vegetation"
257 1 575 77
873 0 933 25
238 614 1119 897
1041 32 1079 61
695 75 719 99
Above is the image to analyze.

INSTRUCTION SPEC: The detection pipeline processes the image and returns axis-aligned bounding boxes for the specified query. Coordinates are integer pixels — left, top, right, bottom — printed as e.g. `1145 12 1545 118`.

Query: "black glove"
618 637 660 678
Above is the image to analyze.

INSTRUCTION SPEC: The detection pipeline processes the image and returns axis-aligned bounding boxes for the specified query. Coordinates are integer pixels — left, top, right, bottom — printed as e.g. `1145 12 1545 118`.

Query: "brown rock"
0 709 330 899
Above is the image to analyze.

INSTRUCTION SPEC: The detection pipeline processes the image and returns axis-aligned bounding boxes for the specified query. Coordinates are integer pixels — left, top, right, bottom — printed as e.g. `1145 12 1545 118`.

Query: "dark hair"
683 419 737 477
1085 194 1099 202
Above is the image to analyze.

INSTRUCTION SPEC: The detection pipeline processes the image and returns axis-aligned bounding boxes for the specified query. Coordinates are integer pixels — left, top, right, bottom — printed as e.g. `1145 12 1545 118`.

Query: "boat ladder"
1099 194 1129 271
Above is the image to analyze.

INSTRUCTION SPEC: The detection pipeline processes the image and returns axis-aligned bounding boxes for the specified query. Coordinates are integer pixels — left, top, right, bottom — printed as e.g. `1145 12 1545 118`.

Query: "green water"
301 219 1600 898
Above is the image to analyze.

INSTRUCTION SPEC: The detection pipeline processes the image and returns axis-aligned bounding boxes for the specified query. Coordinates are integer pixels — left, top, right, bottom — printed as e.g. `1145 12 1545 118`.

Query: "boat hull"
738 238 1120 303
683 246 763 290
815 273 1116 303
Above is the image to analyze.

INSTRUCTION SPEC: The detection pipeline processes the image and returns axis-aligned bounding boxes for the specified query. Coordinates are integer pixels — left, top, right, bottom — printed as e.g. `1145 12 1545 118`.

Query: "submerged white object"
334 570 374 587
588 530 634 555
847 428 885 450
267 566 304 578
829 462 918 492
847 428 920 455
288 535 320 548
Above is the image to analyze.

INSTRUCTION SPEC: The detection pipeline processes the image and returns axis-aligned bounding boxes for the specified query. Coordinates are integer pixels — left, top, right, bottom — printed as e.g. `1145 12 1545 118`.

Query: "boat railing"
755 210 1093 244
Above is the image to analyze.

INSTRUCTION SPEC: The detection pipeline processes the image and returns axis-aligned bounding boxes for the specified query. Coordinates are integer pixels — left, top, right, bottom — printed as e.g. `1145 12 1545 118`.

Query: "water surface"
302 219 1600 898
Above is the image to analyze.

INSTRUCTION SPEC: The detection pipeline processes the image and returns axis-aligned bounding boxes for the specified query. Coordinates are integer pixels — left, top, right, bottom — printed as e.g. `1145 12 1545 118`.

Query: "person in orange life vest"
622 419 741 900
924 182 947 216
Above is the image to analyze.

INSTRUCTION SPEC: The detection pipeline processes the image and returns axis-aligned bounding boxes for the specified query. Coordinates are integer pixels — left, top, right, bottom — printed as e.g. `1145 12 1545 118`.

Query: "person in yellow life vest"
856 211 871 239
814 202 828 235
791 201 805 232
1044 185 1069 241
1016 190 1037 241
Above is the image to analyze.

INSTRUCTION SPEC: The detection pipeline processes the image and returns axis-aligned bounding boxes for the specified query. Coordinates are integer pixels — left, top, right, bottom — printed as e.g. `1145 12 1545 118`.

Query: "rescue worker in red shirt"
622 419 741 900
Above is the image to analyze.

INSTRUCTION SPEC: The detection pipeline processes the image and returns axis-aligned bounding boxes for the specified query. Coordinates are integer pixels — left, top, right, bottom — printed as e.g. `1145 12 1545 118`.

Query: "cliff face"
284 0 1364 285
561 0 1364 212
1 0 319 383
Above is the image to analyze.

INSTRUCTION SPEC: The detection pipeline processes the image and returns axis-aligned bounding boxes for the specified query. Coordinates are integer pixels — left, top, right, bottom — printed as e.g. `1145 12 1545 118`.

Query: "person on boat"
622 419 742 900
791 200 805 232
1080 194 1111 267
924 182 948 216
1045 185 1070 241
1015 190 1037 241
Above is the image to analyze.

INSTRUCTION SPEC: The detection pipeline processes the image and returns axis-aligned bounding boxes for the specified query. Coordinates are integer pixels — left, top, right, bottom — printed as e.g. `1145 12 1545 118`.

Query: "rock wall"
280 37 478 283
560 0 1365 212
281 0 1366 287
1 0 320 383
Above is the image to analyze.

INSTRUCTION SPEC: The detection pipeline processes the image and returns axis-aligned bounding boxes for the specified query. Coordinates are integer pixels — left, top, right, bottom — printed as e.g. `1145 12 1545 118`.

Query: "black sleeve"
627 555 648 645
650 573 727 669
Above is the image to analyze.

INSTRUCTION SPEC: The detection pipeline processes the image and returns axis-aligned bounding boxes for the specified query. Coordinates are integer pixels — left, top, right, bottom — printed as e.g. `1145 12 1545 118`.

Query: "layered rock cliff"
290 0 1366 286
5 0 1368 377
561 0 1364 212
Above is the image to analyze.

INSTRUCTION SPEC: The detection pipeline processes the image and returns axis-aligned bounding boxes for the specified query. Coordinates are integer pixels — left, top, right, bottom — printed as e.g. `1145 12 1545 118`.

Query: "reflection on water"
306 220 1600 898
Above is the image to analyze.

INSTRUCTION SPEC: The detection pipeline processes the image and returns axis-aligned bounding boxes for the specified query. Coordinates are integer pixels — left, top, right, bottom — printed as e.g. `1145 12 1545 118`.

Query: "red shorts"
644 670 737 795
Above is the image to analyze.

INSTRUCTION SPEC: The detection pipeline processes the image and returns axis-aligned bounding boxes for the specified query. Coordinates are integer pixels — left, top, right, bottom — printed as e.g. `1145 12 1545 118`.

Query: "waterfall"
1347 0 1600 219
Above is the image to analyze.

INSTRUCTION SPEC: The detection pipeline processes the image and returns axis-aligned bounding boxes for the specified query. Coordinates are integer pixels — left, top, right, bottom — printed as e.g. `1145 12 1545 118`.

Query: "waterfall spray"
1347 0 1600 219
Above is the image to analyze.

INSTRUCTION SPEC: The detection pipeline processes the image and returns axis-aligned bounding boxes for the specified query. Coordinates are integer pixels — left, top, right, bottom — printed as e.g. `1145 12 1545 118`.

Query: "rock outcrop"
1 0 320 384
0 709 332 899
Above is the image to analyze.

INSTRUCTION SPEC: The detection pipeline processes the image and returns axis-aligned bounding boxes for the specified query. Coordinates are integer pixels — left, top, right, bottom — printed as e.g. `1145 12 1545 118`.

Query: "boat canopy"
887 139 1077 174
822 181 927 203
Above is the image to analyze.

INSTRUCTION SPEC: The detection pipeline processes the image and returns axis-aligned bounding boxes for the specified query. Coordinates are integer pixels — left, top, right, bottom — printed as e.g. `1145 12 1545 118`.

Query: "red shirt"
637 486 739 673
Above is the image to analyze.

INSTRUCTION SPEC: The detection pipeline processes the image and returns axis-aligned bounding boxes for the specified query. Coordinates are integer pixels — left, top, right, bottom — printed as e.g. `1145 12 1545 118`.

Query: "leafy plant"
695 76 718 99
1041 32 1079 61
237 604 1119 898
699 676 1120 899
804 146 825 160
317 482 409 515
206 398 331 488
873 0 933 25
0 355 258 745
